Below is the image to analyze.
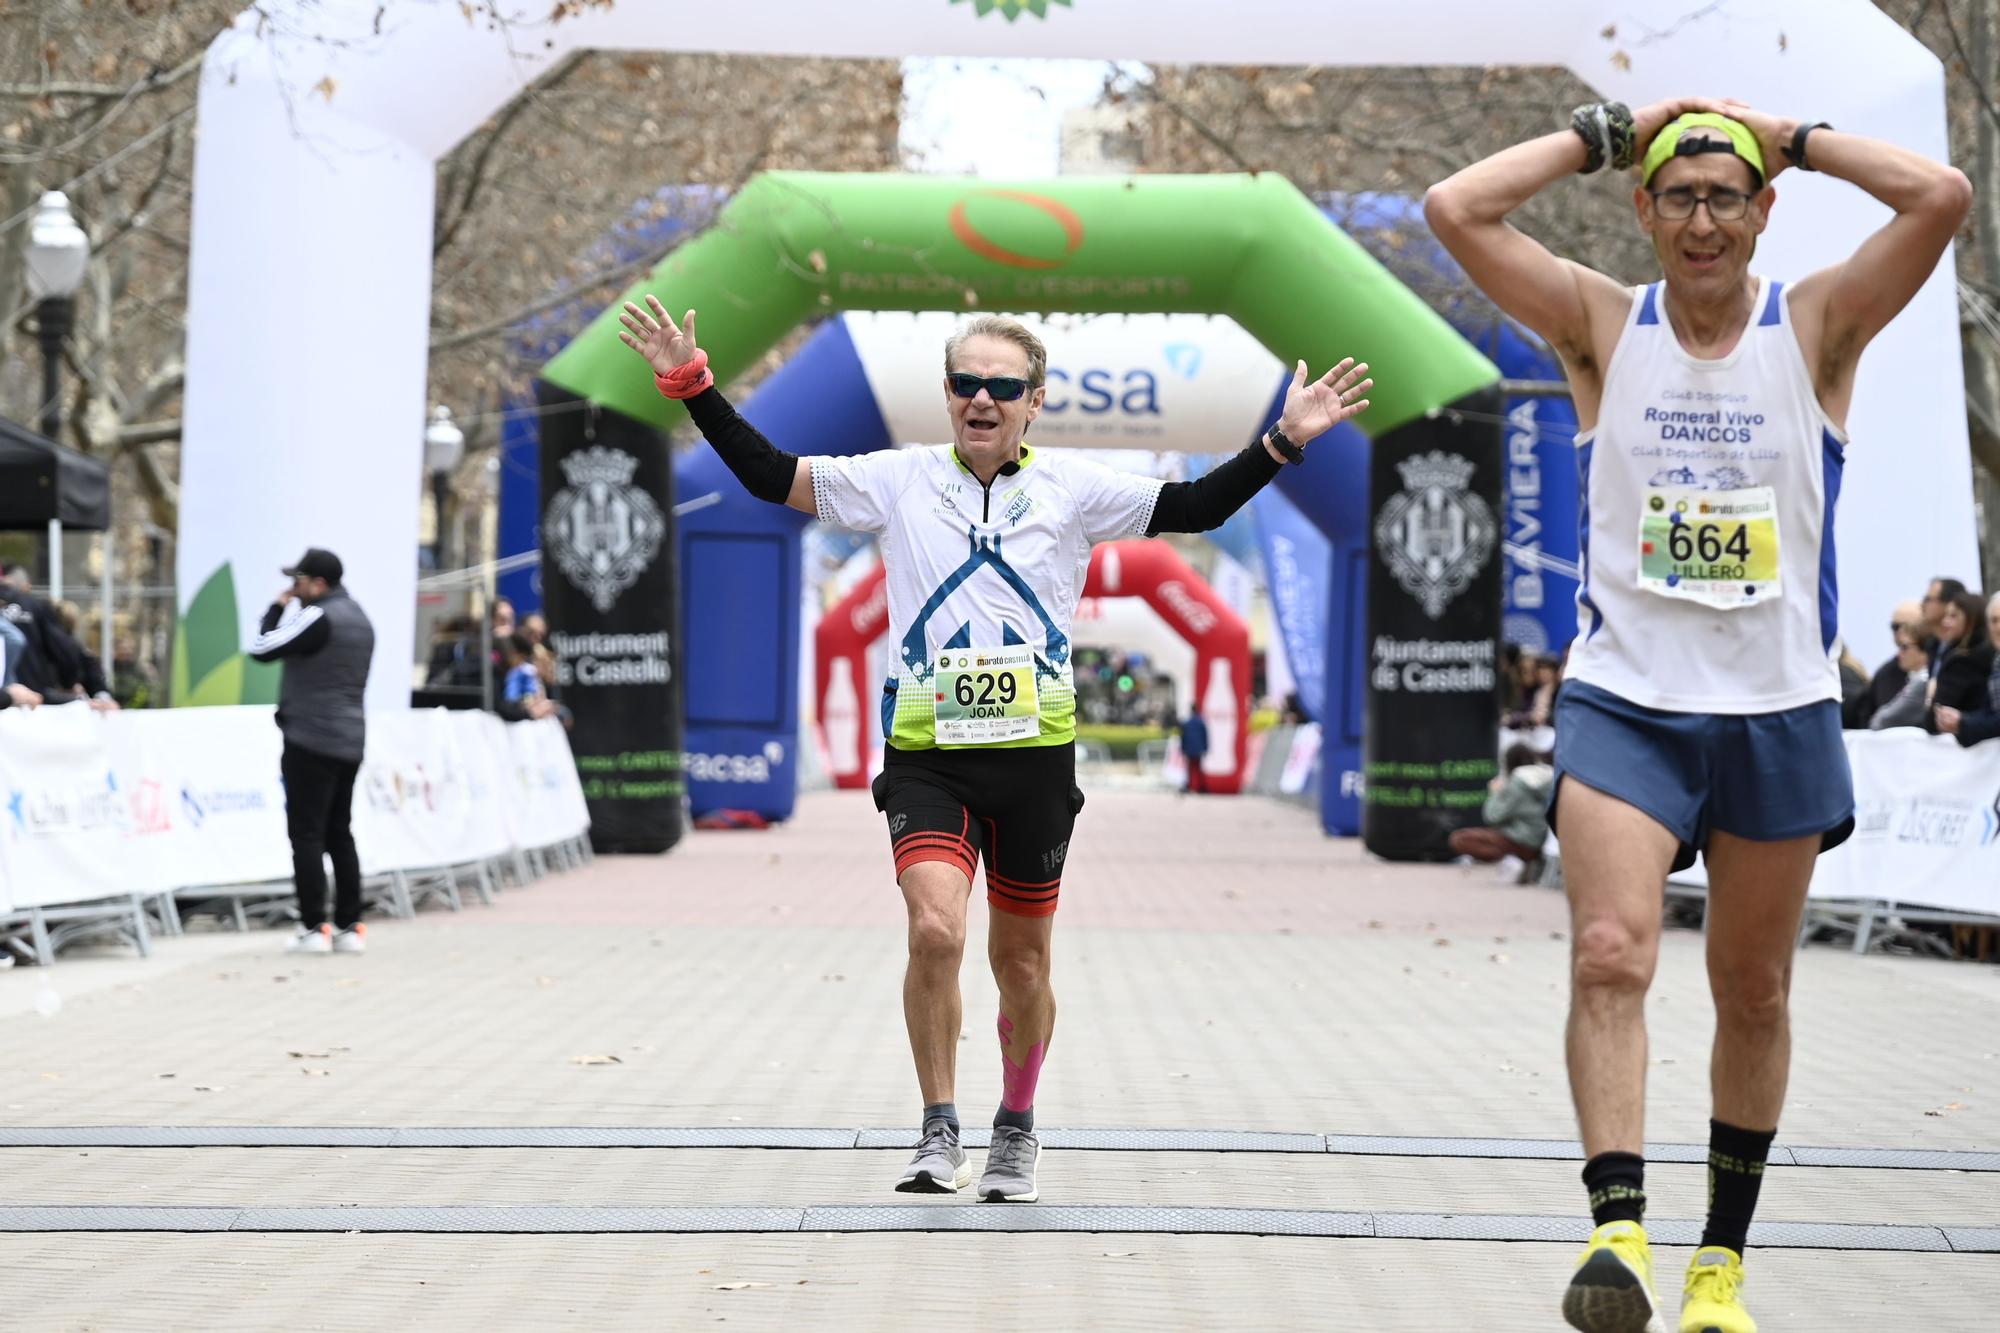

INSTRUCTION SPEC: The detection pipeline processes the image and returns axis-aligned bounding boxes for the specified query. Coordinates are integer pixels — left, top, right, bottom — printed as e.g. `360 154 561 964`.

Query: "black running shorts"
870 742 1085 918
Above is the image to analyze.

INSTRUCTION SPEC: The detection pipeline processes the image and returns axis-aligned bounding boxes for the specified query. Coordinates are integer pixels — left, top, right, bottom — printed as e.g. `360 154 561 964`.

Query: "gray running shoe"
978 1125 1041 1202
894 1121 972 1193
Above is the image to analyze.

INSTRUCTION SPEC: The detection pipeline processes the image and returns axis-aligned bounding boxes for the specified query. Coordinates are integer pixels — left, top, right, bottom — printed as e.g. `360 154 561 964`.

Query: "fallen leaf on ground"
288 1051 332 1060
570 1054 623 1066
194 1085 226 1093
714 1282 771 1291
1433 938 1451 948
301 1069 332 1077
1100 1251 1142 1258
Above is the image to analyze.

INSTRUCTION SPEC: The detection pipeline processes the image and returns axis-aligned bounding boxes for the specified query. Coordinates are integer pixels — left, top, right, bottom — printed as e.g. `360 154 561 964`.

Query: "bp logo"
952 0 1072 19
544 446 666 613
1374 451 1497 620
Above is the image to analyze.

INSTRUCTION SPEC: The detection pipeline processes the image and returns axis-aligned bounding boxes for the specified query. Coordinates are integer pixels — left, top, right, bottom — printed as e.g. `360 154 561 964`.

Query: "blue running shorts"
1550 680 1855 873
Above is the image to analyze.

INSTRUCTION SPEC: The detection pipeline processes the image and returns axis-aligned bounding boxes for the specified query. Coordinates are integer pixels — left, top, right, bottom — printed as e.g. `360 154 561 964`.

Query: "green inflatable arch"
543 171 1498 430
537 170 1509 863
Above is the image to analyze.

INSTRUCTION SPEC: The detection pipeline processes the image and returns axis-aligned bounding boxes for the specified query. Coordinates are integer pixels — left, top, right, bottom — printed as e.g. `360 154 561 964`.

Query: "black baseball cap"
282 548 343 584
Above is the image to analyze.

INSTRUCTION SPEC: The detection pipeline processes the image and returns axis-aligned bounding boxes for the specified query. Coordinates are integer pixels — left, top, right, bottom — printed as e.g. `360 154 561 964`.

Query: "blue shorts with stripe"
1549 680 1855 873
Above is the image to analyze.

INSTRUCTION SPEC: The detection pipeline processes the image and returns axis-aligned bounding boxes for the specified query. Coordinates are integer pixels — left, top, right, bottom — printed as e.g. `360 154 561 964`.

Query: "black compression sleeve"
1145 439 1283 535
682 385 801 506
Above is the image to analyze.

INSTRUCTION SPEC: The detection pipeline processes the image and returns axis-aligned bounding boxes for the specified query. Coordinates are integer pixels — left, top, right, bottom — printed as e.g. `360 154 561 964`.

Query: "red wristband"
655 349 714 400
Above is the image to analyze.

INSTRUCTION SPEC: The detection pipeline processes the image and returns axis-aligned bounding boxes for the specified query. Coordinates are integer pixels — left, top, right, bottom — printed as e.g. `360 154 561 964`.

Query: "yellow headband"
1641 113 1765 188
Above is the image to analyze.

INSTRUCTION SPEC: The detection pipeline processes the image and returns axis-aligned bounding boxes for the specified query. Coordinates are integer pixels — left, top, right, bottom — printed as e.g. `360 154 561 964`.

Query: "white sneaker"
286 925 332 955
331 924 367 955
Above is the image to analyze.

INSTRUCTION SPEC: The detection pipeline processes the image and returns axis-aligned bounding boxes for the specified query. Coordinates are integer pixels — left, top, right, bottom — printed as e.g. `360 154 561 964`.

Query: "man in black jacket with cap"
249 548 376 955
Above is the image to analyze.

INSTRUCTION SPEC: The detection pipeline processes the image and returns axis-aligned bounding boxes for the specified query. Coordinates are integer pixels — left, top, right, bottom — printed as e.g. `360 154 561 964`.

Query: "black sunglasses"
948 372 1030 402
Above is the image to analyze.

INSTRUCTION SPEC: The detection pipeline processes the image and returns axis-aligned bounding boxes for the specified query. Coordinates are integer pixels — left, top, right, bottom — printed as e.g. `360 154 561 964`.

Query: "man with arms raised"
622 300 1369 1203
1427 99 1968 1332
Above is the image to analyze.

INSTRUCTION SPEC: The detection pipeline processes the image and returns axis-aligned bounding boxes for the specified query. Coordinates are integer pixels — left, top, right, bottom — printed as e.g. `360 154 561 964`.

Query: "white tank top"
1567 276 1846 714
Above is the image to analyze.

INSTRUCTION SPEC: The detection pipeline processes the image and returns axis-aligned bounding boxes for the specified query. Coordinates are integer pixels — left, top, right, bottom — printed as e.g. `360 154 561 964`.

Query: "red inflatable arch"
813 539 1252 793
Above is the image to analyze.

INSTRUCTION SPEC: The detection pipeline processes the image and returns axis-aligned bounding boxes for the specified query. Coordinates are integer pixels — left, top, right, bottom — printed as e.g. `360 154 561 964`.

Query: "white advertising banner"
1669 730 2000 918
0 707 589 916
1814 731 2000 914
846 311 1284 451
102 705 292 895
0 706 133 909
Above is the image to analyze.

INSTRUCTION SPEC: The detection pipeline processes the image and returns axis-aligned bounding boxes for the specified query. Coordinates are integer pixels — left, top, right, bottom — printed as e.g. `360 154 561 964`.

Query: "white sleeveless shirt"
1566 276 1846 714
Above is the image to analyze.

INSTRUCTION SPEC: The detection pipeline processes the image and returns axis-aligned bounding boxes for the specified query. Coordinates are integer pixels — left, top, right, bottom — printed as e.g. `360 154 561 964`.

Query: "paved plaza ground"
4 788 1998 1330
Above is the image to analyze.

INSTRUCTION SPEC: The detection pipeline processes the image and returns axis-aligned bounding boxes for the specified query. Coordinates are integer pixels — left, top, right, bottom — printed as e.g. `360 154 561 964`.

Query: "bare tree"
0 2 901 684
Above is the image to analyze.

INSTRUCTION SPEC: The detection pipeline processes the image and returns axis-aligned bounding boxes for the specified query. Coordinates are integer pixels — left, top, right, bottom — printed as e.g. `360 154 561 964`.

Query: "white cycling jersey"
811 443 1163 749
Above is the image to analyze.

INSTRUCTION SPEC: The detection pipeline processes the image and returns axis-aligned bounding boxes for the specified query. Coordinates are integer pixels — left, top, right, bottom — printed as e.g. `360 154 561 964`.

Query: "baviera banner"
535 384 684 853
1362 388 1505 861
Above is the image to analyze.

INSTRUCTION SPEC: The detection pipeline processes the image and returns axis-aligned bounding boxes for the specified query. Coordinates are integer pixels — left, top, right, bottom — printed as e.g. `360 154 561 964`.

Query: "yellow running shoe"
1563 1220 1666 1333
1680 1246 1756 1333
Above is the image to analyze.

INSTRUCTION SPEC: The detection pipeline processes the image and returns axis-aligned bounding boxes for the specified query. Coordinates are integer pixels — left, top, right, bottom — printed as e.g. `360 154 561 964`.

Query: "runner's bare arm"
1424 134 1628 379
619 298 819 517
1741 112 1972 401
1426 97 1733 409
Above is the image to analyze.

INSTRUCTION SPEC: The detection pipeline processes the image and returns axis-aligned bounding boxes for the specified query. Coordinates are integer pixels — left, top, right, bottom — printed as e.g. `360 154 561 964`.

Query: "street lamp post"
423 404 465 571
25 190 91 604
26 191 90 442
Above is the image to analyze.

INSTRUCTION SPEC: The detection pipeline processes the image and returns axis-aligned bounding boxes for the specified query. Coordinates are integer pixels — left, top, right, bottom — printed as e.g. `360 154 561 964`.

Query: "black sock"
1701 1120 1776 1254
993 1105 1034 1133
1582 1151 1647 1227
923 1102 959 1134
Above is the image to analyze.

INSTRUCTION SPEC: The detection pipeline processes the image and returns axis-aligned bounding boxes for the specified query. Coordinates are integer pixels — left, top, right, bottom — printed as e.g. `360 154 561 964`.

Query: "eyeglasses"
948 372 1030 402
1648 187 1752 221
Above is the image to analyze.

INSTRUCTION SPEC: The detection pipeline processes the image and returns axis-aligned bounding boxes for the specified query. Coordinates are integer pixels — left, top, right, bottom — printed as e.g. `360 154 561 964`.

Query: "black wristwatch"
1784 121 1831 172
1267 424 1305 466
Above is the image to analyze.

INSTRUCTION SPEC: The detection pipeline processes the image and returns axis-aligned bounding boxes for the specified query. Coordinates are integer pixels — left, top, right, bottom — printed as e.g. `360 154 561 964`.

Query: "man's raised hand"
1278 358 1372 446
618 296 699 376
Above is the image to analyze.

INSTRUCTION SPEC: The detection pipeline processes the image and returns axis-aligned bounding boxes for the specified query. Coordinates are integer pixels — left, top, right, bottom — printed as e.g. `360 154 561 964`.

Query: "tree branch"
0 49 205 102
434 51 587 258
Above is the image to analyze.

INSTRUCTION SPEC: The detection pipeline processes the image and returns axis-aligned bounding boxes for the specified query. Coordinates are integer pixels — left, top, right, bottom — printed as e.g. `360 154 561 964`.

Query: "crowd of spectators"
1844 575 1999 746
424 596 570 728
0 564 119 713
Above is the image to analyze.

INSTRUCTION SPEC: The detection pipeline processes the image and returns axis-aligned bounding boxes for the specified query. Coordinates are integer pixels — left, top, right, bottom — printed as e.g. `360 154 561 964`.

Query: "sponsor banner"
844 311 1284 452
537 385 685 853
0 705 138 909
1252 487 1330 721
1362 389 1505 860
1672 731 2000 918
0 707 587 915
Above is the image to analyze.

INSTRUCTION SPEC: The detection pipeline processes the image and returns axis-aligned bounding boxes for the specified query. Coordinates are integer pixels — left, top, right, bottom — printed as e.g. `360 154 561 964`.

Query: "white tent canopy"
180 0 1970 707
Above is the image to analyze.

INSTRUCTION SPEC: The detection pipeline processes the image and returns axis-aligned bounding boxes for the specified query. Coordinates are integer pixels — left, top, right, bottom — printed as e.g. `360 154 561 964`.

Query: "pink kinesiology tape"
997 1013 1047 1113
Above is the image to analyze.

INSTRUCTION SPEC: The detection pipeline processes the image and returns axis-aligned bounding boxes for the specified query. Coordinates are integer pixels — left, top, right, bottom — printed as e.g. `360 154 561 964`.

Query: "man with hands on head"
620 294 1370 1204
1428 93 1969 1333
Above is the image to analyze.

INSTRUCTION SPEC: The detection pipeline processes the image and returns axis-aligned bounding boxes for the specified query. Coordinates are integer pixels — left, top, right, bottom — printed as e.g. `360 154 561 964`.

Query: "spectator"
1499 642 1527 715
1834 638 1869 721
522 611 547 646
1849 598 1924 727
1936 588 2000 732
1448 742 1554 882
0 576 115 710
1178 704 1209 794
1920 576 1969 640
1867 629 1935 730
1929 589 1993 727
1504 655 1559 730
497 631 556 722
111 636 158 709
0 613 42 710
248 548 377 957
1936 591 2000 747
423 614 476 687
